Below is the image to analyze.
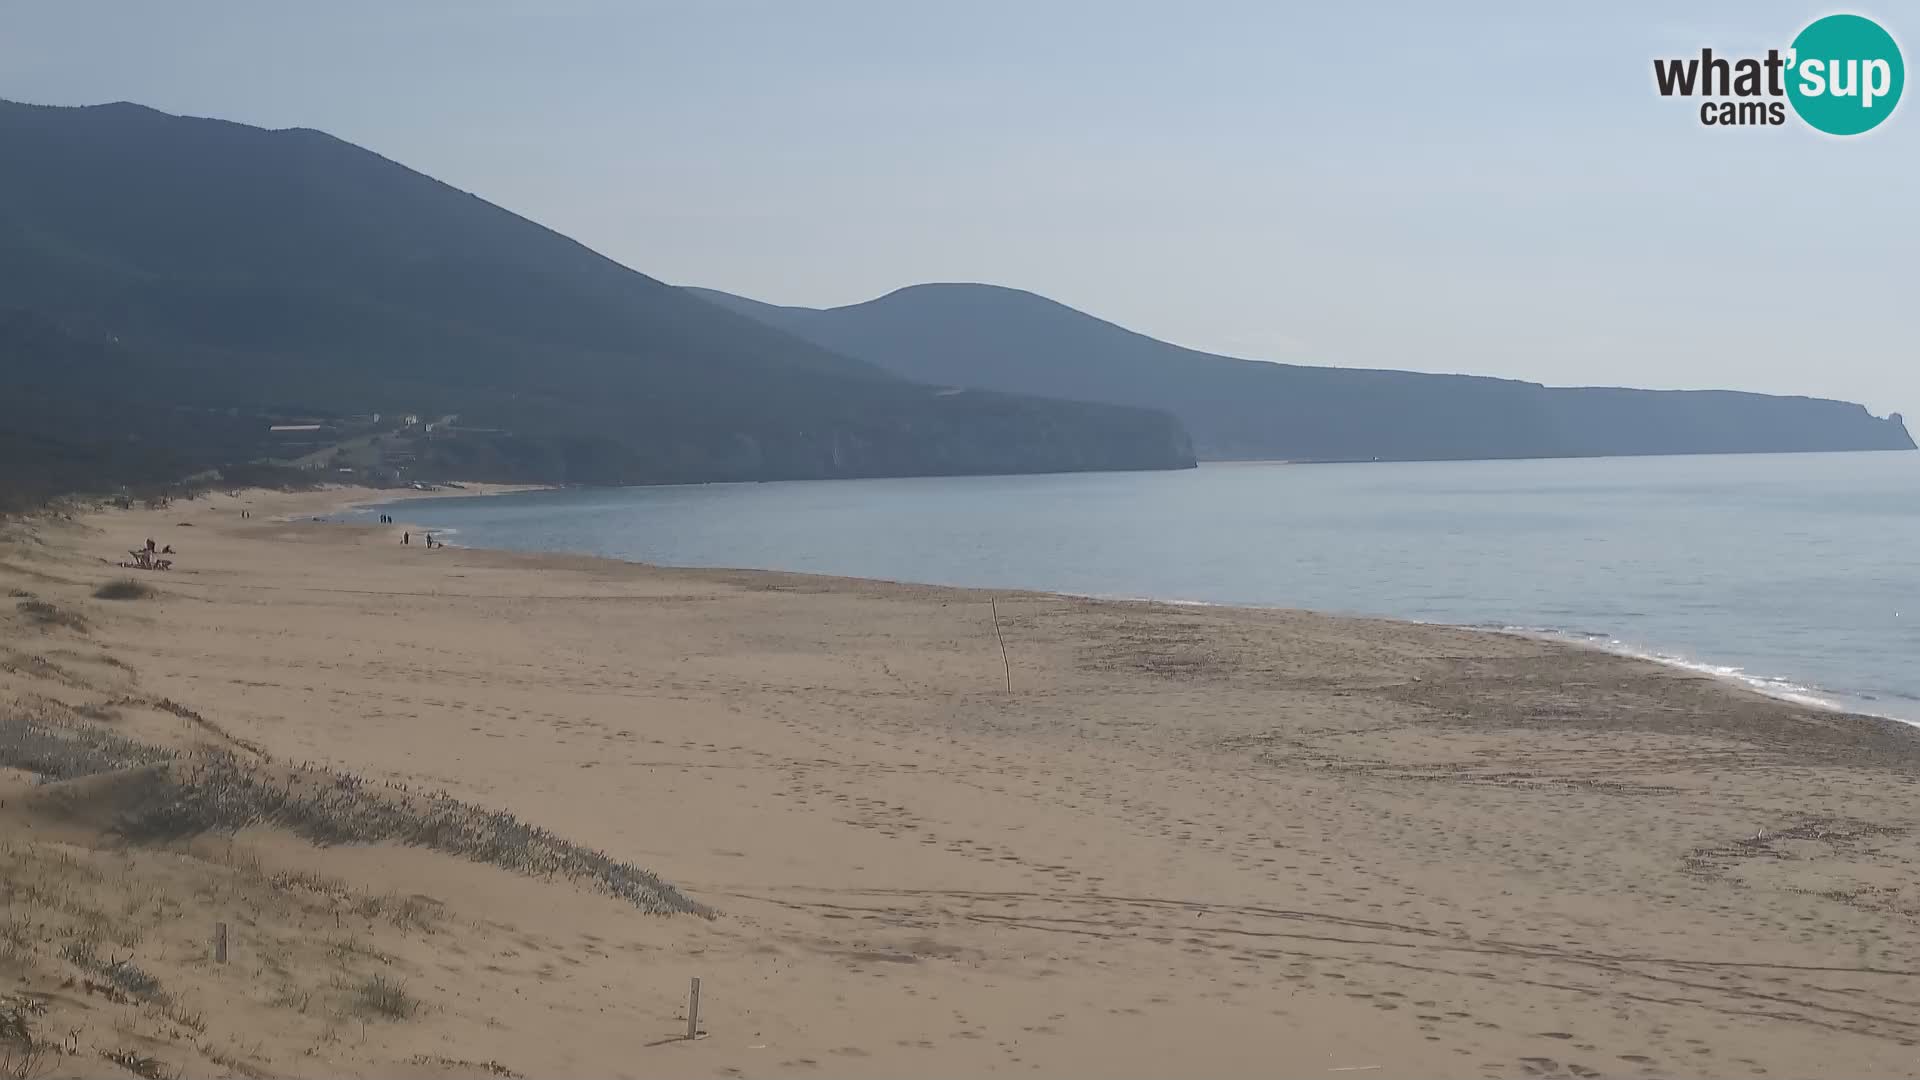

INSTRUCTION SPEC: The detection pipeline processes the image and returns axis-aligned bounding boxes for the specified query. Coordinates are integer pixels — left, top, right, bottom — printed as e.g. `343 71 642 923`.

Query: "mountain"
688 284 1915 462
0 100 1193 503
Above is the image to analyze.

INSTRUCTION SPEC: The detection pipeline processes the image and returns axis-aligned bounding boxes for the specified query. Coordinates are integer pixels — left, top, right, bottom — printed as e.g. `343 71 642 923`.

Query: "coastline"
1499 624 1877 721
293 480 556 519
7 485 1920 1077
354 481 1919 731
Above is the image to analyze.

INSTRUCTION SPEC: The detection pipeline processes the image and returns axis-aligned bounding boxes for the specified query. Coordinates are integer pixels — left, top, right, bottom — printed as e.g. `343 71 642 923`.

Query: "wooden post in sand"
214 922 228 964
686 977 702 1040
990 597 1012 692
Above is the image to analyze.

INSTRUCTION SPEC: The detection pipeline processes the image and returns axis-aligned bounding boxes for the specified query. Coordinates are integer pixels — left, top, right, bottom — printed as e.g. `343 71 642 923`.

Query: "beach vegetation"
355 974 417 1020
92 580 157 601
14 600 88 634
0 713 707 916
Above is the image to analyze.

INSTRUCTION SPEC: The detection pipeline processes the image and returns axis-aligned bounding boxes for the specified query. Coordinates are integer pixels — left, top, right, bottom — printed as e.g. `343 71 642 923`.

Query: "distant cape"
688 283 1914 463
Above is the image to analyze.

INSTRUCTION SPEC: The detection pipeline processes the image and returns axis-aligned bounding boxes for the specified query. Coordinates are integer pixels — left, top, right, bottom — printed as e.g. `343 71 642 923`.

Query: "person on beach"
403 532 410 545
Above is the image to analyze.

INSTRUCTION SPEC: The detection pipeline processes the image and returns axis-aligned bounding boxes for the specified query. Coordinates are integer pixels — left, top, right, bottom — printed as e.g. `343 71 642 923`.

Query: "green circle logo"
1787 14 1904 134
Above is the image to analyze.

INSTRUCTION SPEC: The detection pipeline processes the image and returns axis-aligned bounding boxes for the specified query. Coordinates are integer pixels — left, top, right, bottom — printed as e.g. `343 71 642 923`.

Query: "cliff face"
0 100 1194 500
689 284 1915 462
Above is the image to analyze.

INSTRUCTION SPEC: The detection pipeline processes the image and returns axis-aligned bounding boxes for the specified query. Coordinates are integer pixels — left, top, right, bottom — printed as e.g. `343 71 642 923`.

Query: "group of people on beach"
400 530 441 549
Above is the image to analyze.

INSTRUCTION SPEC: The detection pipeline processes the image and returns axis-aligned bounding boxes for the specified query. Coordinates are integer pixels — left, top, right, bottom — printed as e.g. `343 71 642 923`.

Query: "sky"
5 1 1915 416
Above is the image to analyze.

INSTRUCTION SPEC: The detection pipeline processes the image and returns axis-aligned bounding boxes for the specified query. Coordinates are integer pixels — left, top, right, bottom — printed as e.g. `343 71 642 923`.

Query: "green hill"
0 100 1194 505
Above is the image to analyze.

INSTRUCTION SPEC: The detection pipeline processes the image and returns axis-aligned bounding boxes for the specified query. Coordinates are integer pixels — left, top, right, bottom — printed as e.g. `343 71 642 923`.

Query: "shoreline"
1069 594 1905 727
9 485 1920 1077
288 479 555 519
1502 624 1885 721
347 481 1917 731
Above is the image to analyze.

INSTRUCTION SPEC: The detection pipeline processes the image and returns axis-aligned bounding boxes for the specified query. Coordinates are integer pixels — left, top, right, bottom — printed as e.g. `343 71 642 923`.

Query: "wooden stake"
686 976 702 1040
990 597 1012 692
214 922 228 964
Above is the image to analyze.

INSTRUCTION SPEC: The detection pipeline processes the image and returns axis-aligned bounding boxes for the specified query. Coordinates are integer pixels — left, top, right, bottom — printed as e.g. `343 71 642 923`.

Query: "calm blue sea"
363 451 1920 724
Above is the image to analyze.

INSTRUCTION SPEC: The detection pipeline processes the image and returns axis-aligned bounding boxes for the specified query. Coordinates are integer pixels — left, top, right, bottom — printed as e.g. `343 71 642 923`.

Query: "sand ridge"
2 486 1919 1077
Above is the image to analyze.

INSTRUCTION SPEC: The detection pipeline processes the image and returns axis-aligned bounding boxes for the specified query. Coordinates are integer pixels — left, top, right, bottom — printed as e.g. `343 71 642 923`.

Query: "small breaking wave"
1487 623 1918 724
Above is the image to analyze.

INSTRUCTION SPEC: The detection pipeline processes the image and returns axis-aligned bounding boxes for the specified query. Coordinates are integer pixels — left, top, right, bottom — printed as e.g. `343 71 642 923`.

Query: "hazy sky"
6 2 1914 415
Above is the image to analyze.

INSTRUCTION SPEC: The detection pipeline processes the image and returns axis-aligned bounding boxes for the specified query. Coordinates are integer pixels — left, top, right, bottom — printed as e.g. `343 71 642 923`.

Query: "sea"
359 450 1920 725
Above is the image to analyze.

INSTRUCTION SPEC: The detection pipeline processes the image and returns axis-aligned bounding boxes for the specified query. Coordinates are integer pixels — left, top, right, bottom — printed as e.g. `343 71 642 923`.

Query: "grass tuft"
356 974 417 1020
101 956 162 999
92 580 157 601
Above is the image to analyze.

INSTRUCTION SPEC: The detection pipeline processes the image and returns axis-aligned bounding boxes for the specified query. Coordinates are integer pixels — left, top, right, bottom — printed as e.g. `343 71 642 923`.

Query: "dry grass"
152 998 204 1037
0 913 30 958
267 984 314 1013
409 1056 523 1078
1 994 53 1080
355 974 417 1020
92 580 157 602
325 934 395 966
0 713 172 782
100 1047 173 1079
0 828 427 1073
99 955 163 999
1 991 54 1076
1 1040 49 1080
266 867 346 895
0 709 705 915
0 570 707 1075
133 756 706 914
13 600 88 635
198 1041 270 1079
349 889 443 932
73 702 122 724
0 1042 48 1080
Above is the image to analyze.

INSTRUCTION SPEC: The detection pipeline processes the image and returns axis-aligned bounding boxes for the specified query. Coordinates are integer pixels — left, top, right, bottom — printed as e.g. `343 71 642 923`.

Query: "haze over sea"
370 451 1920 724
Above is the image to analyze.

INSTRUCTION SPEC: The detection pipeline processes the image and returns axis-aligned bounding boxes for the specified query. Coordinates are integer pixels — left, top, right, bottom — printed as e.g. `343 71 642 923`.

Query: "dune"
2 486 1919 1078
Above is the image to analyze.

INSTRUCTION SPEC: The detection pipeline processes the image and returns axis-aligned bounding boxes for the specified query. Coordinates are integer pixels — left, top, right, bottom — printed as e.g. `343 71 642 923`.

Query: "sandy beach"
4 485 1920 1079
